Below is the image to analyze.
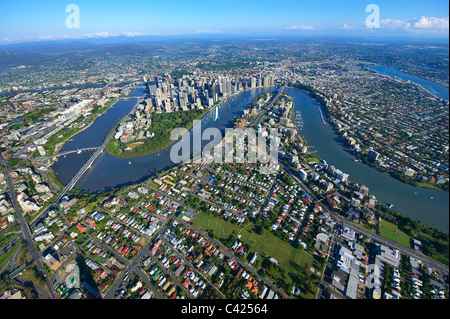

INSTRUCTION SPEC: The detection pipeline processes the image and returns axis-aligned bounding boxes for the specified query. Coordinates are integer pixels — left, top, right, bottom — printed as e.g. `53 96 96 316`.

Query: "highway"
53 97 142 204
1 154 58 299
25 97 145 229
55 143 106 202
2 78 448 300
0 95 144 299
281 163 449 280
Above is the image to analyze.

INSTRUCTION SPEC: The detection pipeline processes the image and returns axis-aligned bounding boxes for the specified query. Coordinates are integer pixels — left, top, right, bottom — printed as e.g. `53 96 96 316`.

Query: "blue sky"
0 0 448 43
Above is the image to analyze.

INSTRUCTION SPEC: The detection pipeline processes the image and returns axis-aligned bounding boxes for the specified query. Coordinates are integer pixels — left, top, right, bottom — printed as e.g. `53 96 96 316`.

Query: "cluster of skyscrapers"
144 72 274 113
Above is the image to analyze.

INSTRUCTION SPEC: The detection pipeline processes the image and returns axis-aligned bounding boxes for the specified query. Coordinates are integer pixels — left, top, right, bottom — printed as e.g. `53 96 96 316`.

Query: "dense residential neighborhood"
0 29 448 303
1 61 448 300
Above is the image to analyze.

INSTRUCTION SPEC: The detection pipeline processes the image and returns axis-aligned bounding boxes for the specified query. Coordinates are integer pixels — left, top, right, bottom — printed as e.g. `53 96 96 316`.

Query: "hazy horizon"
1 0 448 45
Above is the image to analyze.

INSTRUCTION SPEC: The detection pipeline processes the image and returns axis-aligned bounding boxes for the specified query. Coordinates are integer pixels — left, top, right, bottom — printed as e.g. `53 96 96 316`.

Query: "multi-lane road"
1 154 57 299
1 81 448 300
54 96 144 204
0 95 144 299
281 163 449 281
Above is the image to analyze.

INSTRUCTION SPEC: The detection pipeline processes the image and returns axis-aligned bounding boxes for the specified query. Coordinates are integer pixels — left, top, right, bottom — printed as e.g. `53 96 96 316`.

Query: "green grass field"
378 219 412 248
191 212 319 297
21 263 48 290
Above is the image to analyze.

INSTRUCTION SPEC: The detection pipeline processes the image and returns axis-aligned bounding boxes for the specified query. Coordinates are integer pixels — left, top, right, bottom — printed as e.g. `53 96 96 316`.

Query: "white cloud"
85 32 112 38
0 31 157 45
341 24 356 30
37 35 57 40
121 32 146 37
189 30 224 34
381 16 449 33
412 16 449 31
286 25 315 30
380 19 408 30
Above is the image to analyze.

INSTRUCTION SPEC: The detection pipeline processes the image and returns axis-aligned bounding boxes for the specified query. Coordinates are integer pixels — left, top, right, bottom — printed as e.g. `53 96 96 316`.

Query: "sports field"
378 219 412 248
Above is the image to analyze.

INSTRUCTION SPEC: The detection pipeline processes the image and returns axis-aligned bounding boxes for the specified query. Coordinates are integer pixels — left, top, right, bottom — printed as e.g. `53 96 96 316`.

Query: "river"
52 86 273 192
288 87 449 233
369 65 449 101
52 82 449 233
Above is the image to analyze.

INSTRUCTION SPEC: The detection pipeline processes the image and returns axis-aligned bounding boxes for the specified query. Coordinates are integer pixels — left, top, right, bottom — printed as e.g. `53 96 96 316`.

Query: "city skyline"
0 0 449 45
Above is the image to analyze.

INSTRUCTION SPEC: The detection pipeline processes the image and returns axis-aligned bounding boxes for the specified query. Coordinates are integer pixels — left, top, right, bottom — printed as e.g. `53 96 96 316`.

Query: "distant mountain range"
0 34 448 73
0 39 157 71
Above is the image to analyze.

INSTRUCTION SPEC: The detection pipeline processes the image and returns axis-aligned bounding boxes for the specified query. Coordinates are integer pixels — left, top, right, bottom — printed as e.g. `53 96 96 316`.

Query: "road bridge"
36 147 100 160
54 97 143 203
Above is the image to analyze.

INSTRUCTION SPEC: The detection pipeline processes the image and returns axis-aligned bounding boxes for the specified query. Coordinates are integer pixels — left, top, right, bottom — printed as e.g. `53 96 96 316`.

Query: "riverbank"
43 95 124 157
368 65 449 101
104 108 207 159
103 87 274 159
288 86 448 233
282 92 449 264
396 67 449 90
354 152 449 192
51 87 274 192
40 94 128 196
289 82 449 193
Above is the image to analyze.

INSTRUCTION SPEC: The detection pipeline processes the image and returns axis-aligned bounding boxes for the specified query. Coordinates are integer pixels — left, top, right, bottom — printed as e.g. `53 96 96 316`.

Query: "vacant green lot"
21 263 48 290
192 212 320 297
378 219 412 248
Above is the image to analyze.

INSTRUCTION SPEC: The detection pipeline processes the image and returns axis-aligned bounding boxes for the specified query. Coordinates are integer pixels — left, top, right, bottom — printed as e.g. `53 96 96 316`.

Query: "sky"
0 0 448 44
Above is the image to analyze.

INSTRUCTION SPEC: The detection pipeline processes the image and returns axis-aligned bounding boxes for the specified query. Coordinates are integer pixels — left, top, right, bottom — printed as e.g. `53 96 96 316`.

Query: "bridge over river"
36 147 100 160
